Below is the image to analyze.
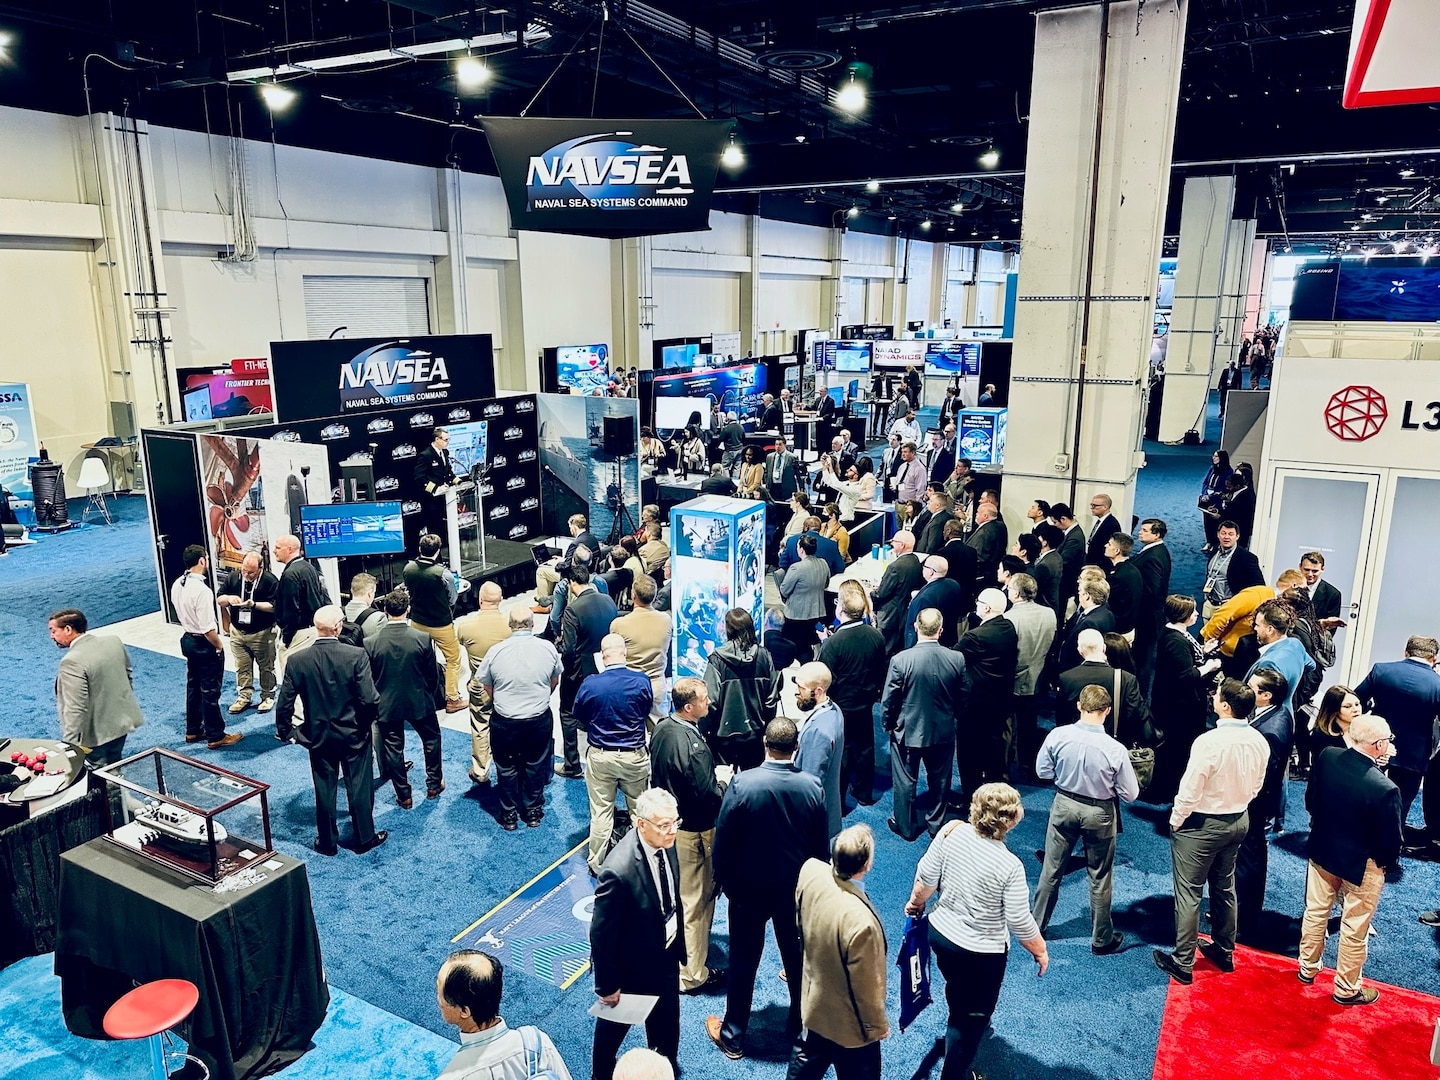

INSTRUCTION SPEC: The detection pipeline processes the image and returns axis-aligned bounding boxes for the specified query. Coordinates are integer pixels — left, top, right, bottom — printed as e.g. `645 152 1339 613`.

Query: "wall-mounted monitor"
555 344 610 394
299 501 406 558
812 340 873 373
660 342 701 370
655 396 710 433
183 385 213 422
925 341 982 377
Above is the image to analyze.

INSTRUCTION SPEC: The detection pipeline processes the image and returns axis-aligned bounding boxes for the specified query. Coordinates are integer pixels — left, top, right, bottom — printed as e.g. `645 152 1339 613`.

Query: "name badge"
236 608 252 627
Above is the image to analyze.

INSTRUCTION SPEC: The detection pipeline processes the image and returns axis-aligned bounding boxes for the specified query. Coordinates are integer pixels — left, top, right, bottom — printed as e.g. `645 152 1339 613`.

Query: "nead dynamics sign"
483 118 732 238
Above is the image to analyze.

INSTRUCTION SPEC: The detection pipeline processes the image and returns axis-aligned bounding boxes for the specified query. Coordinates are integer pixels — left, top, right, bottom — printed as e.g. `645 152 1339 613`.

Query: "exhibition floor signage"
482 117 731 238
269 335 496 424
0 382 39 499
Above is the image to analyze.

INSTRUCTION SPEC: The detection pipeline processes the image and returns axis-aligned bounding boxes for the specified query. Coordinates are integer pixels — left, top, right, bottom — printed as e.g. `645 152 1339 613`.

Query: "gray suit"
1006 599 1058 772
779 557 831 622
880 640 969 839
55 633 145 764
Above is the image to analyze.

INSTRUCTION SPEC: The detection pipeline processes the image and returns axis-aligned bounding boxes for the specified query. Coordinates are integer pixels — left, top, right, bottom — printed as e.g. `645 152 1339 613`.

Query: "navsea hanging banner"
0 382 40 499
482 118 732 238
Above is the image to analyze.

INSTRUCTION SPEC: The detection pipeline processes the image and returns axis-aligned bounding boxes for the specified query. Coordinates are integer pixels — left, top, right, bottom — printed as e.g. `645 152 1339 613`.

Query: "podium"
444 480 497 578
669 495 766 681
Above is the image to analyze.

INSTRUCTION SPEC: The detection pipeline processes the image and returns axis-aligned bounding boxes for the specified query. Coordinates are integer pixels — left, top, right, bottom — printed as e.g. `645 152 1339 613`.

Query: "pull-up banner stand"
482 118 731 238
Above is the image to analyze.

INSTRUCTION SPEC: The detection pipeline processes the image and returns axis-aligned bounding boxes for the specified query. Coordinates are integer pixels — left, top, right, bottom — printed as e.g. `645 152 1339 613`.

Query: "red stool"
103 979 201 1080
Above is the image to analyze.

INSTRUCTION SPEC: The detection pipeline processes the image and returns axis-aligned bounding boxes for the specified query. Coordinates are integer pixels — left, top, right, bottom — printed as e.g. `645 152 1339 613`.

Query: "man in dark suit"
365 589 443 808
819 588 889 808
707 718 830 1059
1058 629 1152 746
938 386 962 428
275 605 386 855
534 513 598 610
274 533 330 652
760 393 784 432
591 787 687 1080
1202 520 1266 619
557 563 619 779
928 428 956 486
764 438 800 502
700 463 737 495
882 607 969 840
1128 518 1173 695
1236 668 1293 939
1032 523 1066 620
1085 494 1121 572
917 488 957 555
1105 533 1142 637
871 530 925 656
1047 503 1086 612
1300 551 1344 626
413 426 459 538
1297 714 1402 1005
904 556 967 649
957 588 1020 792
965 501 1007 584
1057 576 1116 671
1354 635 1440 851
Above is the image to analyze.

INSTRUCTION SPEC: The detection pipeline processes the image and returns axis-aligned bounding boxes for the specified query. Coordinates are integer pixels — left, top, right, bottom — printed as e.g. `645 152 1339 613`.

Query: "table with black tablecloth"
55 838 328 1080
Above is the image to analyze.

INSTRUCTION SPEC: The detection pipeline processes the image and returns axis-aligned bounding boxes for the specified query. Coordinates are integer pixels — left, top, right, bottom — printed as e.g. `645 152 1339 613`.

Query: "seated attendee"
639 524 669 575
701 463 736 496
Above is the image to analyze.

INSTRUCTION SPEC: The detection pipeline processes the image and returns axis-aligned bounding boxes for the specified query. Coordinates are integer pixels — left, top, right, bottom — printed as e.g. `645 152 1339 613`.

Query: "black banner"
269 335 496 424
482 118 732 238
236 394 542 550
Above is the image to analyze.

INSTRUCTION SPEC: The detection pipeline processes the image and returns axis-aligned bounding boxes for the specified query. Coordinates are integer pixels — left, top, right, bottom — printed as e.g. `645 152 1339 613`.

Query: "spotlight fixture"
803 191 817 204
259 82 297 111
920 218 932 230
720 133 745 169
979 145 999 169
950 201 964 213
795 133 807 144
847 205 860 218
886 210 897 221
1010 215 1020 223
1351 224 1361 231
455 55 490 89
1400 167 1416 178
866 180 881 194
836 71 867 113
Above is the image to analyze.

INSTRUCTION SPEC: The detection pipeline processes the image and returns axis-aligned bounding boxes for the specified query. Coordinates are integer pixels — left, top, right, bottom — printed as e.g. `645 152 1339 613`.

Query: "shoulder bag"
1113 669 1154 793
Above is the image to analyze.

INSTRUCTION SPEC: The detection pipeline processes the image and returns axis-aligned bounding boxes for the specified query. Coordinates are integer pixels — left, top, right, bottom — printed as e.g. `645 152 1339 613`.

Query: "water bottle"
871 543 880 562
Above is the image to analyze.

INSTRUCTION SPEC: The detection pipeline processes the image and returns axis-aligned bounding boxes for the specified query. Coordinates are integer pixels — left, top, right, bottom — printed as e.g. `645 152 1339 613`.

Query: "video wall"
1290 258 1440 323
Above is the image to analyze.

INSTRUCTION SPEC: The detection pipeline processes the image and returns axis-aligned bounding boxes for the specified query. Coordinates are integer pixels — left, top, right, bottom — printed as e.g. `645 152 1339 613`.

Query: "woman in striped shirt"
904 783 1048 1080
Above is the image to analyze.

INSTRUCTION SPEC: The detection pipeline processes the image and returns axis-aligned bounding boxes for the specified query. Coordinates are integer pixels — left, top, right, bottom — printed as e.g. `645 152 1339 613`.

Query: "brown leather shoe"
397 796 414 810
207 732 244 749
427 781 446 799
444 699 467 714
705 1015 743 1059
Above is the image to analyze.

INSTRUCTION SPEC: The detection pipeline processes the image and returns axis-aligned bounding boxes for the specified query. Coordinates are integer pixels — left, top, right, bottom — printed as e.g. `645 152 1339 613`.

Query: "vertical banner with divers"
482 118 732 239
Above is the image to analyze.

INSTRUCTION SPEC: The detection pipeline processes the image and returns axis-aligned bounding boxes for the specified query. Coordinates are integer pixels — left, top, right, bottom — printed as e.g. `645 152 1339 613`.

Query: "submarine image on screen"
300 503 406 558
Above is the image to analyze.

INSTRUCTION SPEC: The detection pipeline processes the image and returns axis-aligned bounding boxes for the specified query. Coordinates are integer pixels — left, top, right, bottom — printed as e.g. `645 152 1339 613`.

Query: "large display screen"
556 344 610 394
651 363 765 427
446 420 490 477
299 501 406 558
1289 258 1440 323
661 342 701 370
812 340 873 372
926 341 982 376
655 397 710 432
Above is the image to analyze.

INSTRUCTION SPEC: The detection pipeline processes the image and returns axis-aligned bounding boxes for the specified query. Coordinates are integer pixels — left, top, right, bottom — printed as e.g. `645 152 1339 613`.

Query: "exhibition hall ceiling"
1 0 1436 249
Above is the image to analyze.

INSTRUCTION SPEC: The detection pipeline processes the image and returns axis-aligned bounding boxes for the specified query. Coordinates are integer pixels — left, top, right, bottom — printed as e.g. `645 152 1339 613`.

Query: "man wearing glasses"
1297 714 1402 1005
590 788 686 1080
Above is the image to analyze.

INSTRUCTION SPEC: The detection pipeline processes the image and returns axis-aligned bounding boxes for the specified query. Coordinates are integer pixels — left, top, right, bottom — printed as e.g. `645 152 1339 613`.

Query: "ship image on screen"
299 501 406 558
447 420 490 477
831 341 872 372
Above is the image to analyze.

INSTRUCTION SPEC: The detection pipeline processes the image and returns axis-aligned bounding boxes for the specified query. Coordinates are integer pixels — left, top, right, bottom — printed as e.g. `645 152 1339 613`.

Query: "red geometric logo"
1324 385 1387 441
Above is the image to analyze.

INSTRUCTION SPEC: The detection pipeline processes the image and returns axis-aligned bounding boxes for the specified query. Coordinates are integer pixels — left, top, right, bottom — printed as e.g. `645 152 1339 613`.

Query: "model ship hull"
135 802 228 848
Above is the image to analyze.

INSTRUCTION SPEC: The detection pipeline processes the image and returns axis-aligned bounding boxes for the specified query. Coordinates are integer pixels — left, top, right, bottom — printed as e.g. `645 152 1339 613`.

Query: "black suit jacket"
1128 542 1172 640
929 442 956 485
712 760 830 901
1058 524 1087 602
918 509 956 556
1034 550 1064 615
1059 603 1116 671
1222 547 1266 594
276 638 379 756
366 621 440 725
590 829 685 996
761 403 784 431
1306 746 1403 882
1057 659 1152 745
873 553 925 654
1222 487 1257 543
966 520 1007 582
1085 514 1120 570
700 474 736 495
764 452 800 499
957 616 1019 708
1107 560 1143 635
1250 704 1294 822
905 578 967 649
276 558 330 645
1311 579 1342 622
561 588 620 682
939 539 979 596
1151 627 1210 741
818 622 888 713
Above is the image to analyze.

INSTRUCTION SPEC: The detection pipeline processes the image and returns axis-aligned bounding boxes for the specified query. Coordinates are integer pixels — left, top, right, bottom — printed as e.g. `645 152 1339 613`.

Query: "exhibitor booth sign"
482 117 731 238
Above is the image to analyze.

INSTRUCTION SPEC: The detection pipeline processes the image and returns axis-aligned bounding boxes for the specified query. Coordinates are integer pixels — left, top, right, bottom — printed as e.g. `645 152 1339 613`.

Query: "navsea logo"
401 500 422 514
520 496 540 511
483 403 505 418
504 426 523 440
525 131 694 212
366 417 394 434
506 475 526 490
491 454 508 468
447 408 472 423
391 443 418 460
409 412 435 428
478 480 495 497
1324 386 1387 442
374 476 400 493
518 448 538 463
508 524 529 539
489 504 511 520
273 431 302 443
515 398 535 413
338 342 451 412
319 423 350 441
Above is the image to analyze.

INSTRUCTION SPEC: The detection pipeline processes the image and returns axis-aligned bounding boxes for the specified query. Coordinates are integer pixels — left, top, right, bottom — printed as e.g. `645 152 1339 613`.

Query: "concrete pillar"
928 243 950 328
1159 175 1235 442
739 215 761 357
820 226 844 336
1214 218 1257 378
1243 238 1269 337
612 235 654 371
433 168 470 336
1001 0 1188 536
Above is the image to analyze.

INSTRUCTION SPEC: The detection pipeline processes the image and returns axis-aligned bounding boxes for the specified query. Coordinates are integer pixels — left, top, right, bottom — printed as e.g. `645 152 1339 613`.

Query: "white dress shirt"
171 571 218 636
1170 719 1269 829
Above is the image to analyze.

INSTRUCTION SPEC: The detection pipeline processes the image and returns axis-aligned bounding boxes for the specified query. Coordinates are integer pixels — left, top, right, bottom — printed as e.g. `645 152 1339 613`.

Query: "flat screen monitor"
655 396 710 432
299 501 406 558
446 419 489 477
812 340 872 372
925 341 982 376
661 343 700 370
651 362 766 424
556 344 610 393
183 385 213 422
825 386 846 409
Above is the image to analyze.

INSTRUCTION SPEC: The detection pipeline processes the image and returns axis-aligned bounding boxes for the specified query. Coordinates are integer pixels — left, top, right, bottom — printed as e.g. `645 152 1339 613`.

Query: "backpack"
1306 619 1337 670
518 1025 563 1080
338 604 381 648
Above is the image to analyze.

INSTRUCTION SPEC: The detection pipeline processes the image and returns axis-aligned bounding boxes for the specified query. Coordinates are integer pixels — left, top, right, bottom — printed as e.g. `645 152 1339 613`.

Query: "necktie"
655 850 674 918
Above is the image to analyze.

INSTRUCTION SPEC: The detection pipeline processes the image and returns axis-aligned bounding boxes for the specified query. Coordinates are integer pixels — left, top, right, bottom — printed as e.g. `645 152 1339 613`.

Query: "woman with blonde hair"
904 783 1048 1080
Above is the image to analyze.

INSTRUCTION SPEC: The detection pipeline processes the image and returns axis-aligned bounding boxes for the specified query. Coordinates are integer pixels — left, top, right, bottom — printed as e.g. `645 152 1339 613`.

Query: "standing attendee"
795 661 845 839
556 563 619 779
1353 635 1440 850
760 393 784 432
275 606 386 856
788 825 889 1080
904 556 966 649
904 785 1048 1080
1153 679 1266 984
707 718 830 1060
889 409 921 448
1030 523 1065 619
879 434 904 499
366 590 443 809
702 608 781 771
454 581 511 786
1300 550 1345 628
939 386 962 428
1048 504 1087 614
1197 450 1233 553
977 383 997 406
1004 575 1057 777
611 575 672 730
590 789 686 1080
48 609 144 766
1297 714 1402 1005
966 502 1008 586
1236 668 1293 939
1243 599 1316 714
1085 494 1120 571
342 572 387 643
765 438 800 502
403 532 465 714
171 544 242 749
477 608 562 830
916 488 957 555
1149 596 1223 803
1031 685 1139 953
1202 569 1304 671
414 426 459 539
1128 518 1173 695
871 530 924 655
778 535 831 660
818 586 888 808
718 412 747 469
894 441 928 505
1057 629 1153 744
928 428 957 487
274 533 329 657
216 552 279 715
435 950 572 1080
1104 533 1142 638
649 679 731 996
1057 576 1116 671
577 634 653 874
1219 472 1257 548
1201 521 1265 619
535 514 598 608
882 608 969 842
958 588 1019 794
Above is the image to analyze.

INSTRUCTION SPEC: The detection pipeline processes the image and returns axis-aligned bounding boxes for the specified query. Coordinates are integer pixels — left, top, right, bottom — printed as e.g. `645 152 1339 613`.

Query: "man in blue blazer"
1243 600 1315 714
1354 635 1440 850
1236 668 1293 940
778 517 846 575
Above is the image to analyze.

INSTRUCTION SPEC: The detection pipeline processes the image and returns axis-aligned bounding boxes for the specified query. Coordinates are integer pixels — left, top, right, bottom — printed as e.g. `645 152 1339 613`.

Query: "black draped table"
55 838 328 1080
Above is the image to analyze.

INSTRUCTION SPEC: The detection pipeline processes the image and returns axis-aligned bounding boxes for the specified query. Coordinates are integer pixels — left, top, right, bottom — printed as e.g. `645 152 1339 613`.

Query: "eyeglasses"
642 817 682 833
1370 736 1396 748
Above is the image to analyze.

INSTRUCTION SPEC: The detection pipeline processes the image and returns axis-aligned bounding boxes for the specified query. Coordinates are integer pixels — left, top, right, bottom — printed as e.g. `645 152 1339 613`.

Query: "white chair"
76 455 114 526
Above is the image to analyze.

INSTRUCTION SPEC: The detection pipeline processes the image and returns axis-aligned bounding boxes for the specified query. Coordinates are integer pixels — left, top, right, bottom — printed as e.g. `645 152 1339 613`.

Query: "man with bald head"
575 633 653 873
216 550 279 714
795 662 845 838
871 530 925 655
904 555 966 649
273 533 330 654
966 500 1007 583
455 581 511 785
276 605 386 855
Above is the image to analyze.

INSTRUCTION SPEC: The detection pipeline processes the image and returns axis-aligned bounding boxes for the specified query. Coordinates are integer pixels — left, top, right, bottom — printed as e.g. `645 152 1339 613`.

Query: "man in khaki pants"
575 635 653 874
403 533 465 712
648 678 731 994
609 574 672 731
455 582 511 785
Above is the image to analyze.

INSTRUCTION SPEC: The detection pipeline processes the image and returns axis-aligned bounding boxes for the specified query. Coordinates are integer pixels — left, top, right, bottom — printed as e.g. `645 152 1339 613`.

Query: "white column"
433 169 470 336
1215 218 1257 377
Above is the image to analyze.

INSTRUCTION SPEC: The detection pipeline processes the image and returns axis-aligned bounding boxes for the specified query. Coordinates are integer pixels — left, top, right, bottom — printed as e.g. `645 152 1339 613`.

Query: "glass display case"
94 748 274 884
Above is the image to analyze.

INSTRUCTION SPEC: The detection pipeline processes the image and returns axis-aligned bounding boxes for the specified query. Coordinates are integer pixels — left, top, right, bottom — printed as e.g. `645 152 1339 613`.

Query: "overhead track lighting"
228 26 548 82
836 71 867 113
